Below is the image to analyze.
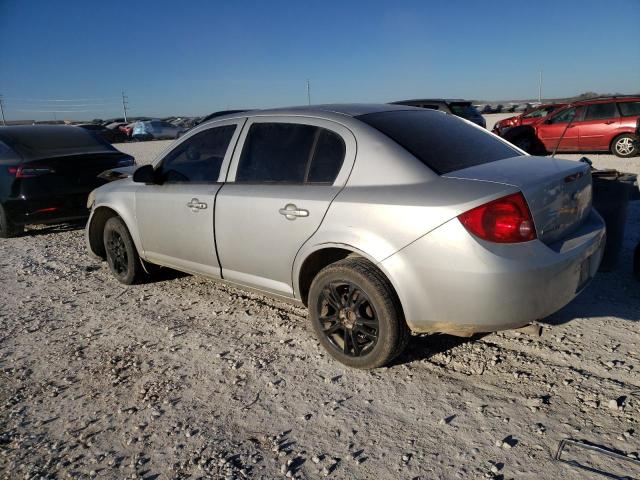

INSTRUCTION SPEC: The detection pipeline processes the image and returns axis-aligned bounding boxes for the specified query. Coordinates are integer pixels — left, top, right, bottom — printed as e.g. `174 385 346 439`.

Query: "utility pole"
538 70 543 104
306 80 311 106
0 95 6 126
121 91 129 122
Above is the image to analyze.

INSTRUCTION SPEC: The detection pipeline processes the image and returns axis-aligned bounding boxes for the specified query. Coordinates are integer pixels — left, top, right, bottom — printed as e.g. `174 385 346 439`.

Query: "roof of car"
204 104 421 122
572 96 640 105
391 99 470 105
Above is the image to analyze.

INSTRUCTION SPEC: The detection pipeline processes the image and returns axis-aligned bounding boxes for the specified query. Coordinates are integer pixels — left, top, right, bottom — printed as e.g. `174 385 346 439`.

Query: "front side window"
584 102 618 121
157 125 235 184
548 107 578 124
619 101 640 117
358 110 519 175
236 123 345 184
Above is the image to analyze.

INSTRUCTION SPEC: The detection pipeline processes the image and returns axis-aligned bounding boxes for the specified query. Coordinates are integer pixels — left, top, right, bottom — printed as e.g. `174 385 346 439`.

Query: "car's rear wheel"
103 217 143 284
0 204 24 239
308 257 409 369
611 134 638 158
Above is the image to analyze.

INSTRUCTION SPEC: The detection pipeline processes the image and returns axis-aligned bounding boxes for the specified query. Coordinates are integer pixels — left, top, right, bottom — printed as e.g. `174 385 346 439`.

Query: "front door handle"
187 198 208 212
279 203 309 220
604 120 616 124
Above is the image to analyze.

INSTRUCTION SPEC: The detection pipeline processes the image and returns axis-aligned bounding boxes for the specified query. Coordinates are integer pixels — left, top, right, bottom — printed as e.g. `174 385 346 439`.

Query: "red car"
504 96 640 158
492 103 566 135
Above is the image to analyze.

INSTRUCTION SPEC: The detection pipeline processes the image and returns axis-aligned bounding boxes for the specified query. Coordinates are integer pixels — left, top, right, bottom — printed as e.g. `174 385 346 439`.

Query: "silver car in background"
86 104 605 368
132 120 185 141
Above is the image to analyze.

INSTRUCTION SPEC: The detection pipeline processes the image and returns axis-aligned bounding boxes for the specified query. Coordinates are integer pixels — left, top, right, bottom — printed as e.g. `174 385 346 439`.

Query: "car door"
577 102 620 151
135 118 245 277
536 106 583 151
215 116 356 297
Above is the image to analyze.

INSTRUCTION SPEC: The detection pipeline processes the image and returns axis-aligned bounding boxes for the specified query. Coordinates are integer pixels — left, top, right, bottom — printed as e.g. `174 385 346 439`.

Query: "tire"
103 217 144 285
308 257 409 369
611 134 638 158
0 204 24 238
634 242 640 281
512 135 533 153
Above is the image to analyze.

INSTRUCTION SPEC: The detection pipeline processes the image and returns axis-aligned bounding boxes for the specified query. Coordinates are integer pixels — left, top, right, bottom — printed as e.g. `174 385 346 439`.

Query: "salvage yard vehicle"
503 96 640 157
86 104 606 368
391 99 486 128
0 126 134 238
132 120 185 141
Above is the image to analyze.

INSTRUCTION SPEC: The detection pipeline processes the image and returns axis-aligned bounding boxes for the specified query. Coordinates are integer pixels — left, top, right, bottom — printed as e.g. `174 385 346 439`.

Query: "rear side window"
619 101 640 117
307 130 345 184
584 103 618 121
236 123 345 184
357 110 519 175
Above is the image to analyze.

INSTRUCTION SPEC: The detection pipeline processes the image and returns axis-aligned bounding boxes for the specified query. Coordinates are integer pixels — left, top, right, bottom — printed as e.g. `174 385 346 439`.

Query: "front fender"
85 183 142 261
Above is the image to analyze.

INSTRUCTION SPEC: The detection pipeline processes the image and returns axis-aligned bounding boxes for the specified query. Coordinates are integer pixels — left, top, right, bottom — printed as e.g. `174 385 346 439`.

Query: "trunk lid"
444 156 592 244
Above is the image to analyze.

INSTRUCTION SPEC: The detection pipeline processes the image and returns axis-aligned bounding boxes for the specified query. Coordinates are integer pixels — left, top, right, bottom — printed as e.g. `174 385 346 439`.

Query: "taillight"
458 192 536 243
7 166 55 178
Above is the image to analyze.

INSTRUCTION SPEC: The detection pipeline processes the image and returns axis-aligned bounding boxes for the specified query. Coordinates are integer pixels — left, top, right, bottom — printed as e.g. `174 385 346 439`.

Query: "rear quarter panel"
293 177 518 297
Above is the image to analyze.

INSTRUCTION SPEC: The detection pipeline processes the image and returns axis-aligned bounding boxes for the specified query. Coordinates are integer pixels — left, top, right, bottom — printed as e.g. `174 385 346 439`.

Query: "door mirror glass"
132 164 157 184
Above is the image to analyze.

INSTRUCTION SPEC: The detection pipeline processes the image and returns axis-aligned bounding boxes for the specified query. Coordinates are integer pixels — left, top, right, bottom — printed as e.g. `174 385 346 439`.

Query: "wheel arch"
86 204 141 260
609 131 636 151
294 243 405 316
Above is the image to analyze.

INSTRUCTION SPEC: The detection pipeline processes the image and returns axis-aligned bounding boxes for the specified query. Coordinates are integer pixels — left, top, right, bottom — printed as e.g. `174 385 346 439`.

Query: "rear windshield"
447 102 478 119
357 110 520 175
4 127 116 160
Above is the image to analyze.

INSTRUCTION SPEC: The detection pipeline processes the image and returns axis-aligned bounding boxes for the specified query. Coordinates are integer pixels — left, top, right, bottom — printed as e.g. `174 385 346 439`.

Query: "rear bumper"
3 195 89 225
380 209 606 336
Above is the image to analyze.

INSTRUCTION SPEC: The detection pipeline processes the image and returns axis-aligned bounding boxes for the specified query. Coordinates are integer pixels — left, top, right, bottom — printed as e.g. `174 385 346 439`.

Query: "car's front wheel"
103 217 143 284
611 134 638 158
308 257 409 369
0 204 24 239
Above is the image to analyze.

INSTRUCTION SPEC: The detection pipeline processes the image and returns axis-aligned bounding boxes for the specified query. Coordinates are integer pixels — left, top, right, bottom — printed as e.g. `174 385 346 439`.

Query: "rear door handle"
604 120 616 124
187 198 208 212
279 203 309 220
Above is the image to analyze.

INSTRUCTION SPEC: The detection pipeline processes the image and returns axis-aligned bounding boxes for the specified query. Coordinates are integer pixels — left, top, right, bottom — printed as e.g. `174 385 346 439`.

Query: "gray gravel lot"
1 114 639 479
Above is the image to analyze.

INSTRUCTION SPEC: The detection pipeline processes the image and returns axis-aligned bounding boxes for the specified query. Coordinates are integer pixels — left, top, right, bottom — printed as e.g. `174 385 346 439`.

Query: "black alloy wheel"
103 216 143 285
317 281 379 357
308 257 409 369
106 229 128 277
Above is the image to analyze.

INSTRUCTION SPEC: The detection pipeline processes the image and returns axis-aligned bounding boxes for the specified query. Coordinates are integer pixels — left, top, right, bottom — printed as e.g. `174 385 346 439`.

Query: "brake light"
458 192 536 243
7 166 55 178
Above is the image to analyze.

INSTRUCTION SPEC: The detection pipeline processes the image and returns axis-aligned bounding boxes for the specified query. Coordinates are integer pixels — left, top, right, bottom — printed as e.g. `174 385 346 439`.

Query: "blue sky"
1 0 639 120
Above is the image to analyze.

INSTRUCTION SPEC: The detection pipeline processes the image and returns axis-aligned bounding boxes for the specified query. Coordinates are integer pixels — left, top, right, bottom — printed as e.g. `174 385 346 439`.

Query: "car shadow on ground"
145 266 189 284
542 267 640 326
23 221 87 237
390 332 487 367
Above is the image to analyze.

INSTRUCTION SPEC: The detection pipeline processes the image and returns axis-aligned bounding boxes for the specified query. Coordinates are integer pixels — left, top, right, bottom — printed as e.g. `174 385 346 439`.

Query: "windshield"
358 110 520 175
523 106 557 119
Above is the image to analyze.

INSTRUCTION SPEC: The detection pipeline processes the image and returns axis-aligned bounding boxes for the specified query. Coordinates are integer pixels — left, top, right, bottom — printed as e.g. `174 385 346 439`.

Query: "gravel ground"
1 118 639 480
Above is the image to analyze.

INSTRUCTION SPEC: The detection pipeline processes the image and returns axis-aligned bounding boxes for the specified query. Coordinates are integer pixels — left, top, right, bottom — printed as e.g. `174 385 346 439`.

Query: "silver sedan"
86 104 605 368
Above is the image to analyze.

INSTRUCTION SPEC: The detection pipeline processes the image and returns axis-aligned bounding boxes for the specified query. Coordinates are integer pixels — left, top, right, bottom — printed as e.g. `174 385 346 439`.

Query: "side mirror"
132 164 157 184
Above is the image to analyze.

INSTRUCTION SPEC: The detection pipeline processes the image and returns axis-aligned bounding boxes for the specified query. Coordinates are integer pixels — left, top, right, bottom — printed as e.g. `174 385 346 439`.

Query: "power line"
9 108 122 113
4 102 123 107
2 96 121 102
